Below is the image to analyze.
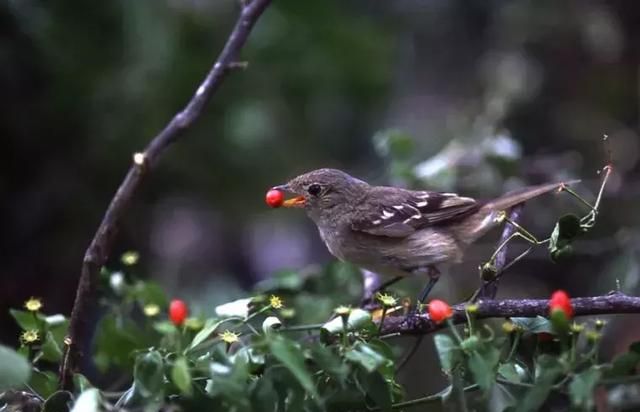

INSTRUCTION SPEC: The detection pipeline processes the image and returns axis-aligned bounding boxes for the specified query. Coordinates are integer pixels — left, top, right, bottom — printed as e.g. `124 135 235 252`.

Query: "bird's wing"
350 187 479 238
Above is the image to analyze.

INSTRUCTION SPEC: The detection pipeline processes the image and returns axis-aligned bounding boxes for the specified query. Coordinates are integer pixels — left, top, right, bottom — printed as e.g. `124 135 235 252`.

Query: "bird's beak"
272 185 306 208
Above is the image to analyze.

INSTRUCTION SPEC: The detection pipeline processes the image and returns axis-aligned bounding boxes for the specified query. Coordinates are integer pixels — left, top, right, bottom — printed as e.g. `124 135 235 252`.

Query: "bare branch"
59 0 273 387
380 291 640 335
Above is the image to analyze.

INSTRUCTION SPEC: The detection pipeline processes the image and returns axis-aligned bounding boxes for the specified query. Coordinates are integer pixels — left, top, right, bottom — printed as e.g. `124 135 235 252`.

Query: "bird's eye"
307 183 322 196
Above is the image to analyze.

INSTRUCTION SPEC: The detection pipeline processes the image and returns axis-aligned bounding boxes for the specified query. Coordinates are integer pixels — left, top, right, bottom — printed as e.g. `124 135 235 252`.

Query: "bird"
271 168 576 302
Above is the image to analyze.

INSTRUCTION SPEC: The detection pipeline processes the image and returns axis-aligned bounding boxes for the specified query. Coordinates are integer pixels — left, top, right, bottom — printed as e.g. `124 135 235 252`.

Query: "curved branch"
59 0 273 387
380 291 640 335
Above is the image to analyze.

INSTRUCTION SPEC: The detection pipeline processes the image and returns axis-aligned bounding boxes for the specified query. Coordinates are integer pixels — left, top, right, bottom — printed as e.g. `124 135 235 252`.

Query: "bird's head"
272 168 368 223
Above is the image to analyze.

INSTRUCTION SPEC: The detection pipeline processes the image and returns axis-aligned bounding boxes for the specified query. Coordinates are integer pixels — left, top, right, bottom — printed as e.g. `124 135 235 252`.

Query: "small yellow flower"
465 303 479 314
269 295 284 309
21 330 39 345
143 304 160 317
595 319 606 330
375 293 398 308
219 330 240 344
502 321 517 334
24 297 43 312
570 322 585 333
586 330 601 343
334 305 351 317
121 251 139 266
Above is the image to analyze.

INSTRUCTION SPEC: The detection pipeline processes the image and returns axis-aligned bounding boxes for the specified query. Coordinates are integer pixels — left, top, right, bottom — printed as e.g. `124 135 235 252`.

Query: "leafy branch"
380 291 640 336
59 0 273 388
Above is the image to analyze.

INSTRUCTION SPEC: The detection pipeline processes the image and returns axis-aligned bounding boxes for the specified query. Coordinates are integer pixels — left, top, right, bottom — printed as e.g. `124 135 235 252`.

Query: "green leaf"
498 363 523 383
10 309 41 331
310 345 349 383
43 390 73 412
187 318 225 351
94 314 152 371
130 280 168 307
510 316 553 334
356 368 392 412
268 336 318 399
133 350 164 399
0 344 31 390
171 357 193 397
569 367 601 410
549 214 581 262
520 355 563 412
40 331 63 362
345 342 388 373
73 374 92 393
468 345 500 393
29 370 58 399
434 334 459 372
606 351 640 377
250 375 278 412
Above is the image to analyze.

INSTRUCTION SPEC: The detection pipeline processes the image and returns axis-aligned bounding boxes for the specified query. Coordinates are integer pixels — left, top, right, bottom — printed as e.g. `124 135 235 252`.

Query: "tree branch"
59 0 273 388
380 291 640 335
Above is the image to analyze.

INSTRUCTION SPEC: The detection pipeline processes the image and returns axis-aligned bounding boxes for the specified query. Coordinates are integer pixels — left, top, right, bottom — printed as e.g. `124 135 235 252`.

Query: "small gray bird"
272 168 574 301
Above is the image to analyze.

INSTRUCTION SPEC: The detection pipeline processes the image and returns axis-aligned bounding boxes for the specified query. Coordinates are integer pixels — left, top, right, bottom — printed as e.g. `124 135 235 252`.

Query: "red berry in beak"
265 189 284 208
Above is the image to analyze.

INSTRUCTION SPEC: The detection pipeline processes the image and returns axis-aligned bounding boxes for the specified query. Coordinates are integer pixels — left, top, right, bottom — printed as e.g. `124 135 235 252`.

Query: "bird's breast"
318 225 464 277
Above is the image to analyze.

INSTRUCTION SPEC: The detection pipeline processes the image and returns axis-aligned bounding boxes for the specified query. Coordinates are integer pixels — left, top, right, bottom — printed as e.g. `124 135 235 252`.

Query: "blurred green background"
2 0 639 399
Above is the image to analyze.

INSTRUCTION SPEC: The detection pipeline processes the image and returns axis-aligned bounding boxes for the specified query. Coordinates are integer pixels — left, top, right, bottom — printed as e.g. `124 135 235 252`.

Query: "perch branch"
380 291 640 336
59 0 273 388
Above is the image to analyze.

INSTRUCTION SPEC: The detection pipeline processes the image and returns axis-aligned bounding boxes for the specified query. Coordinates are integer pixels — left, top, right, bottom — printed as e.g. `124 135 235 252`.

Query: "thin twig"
59 0 273 388
380 291 640 336
478 204 524 299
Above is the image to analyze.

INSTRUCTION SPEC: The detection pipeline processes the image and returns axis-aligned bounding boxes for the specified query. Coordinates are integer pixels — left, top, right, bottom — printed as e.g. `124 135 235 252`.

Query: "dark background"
2 0 639 397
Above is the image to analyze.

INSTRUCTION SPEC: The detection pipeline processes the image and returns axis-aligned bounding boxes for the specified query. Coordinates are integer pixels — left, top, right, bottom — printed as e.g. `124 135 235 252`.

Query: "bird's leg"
415 266 440 304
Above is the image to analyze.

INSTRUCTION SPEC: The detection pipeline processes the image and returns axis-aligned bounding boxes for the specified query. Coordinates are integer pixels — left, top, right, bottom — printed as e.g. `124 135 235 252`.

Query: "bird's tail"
483 179 581 212
457 179 581 244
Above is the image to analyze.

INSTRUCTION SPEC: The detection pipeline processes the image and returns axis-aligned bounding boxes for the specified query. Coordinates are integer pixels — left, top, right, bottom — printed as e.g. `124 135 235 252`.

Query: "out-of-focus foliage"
2 259 640 411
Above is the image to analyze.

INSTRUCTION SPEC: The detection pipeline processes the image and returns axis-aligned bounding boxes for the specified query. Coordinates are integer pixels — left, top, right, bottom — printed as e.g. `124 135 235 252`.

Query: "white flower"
109 271 125 294
262 316 282 335
214 298 252 318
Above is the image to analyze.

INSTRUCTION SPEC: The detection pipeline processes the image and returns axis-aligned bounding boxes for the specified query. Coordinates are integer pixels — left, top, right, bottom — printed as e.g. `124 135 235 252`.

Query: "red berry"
169 299 188 326
428 299 453 324
549 290 573 319
537 332 554 343
265 189 284 208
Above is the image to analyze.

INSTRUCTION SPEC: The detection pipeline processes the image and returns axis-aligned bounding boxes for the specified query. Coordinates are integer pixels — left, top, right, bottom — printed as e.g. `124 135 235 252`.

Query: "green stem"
506 332 521 363
465 309 474 337
560 186 595 211
341 315 349 348
378 307 388 336
244 305 271 322
366 384 479 411
446 318 464 344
